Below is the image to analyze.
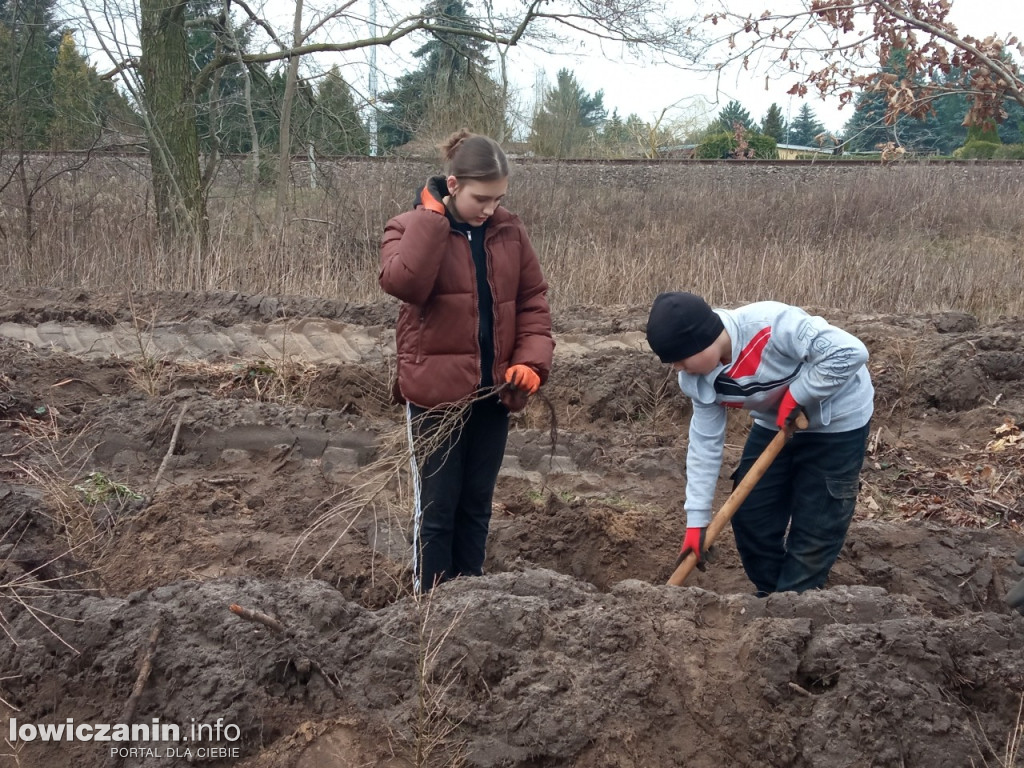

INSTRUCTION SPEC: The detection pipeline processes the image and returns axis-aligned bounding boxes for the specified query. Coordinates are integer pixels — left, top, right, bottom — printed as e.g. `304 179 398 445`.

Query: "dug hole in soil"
1 287 1023 768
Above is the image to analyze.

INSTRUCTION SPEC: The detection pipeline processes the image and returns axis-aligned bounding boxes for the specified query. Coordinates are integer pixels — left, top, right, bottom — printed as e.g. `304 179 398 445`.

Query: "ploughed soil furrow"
1 288 1022 768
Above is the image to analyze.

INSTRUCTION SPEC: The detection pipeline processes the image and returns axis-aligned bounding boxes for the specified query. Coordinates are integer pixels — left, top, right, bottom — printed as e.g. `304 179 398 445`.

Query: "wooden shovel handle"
666 413 809 587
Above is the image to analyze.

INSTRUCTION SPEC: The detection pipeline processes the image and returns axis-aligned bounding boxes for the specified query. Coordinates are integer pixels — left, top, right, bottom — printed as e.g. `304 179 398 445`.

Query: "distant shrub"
966 121 1001 144
993 143 1024 159
747 135 778 159
697 132 736 159
955 141 1000 159
697 131 777 159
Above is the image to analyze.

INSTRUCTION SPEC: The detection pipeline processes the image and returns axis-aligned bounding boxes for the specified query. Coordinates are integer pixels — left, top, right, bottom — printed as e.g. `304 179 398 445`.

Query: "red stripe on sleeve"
726 327 771 379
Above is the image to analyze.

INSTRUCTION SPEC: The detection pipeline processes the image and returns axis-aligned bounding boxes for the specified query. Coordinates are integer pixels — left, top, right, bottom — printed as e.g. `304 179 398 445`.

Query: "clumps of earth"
0 288 1022 768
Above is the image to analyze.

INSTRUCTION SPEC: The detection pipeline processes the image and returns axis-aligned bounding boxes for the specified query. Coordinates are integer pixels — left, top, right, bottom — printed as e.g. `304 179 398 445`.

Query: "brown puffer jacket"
380 203 554 409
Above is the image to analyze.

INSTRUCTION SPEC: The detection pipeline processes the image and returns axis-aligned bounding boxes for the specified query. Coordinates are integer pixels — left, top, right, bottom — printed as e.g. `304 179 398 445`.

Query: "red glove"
419 178 446 215
505 364 540 395
776 388 803 429
680 527 709 571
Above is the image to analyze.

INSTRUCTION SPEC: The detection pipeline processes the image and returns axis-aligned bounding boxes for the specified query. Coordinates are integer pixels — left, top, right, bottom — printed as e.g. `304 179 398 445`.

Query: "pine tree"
50 32 95 149
310 66 369 155
922 76 968 154
250 67 287 151
599 109 638 156
0 0 62 148
714 100 753 133
788 103 825 146
987 51 1024 144
999 99 1024 144
528 68 606 157
760 103 786 143
841 89 892 152
602 109 628 143
378 0 501 150
842 52 971 155
186 0 268 154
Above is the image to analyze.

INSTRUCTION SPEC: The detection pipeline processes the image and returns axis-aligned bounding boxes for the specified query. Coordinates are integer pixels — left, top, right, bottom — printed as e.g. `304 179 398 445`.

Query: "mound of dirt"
1 288 1023 768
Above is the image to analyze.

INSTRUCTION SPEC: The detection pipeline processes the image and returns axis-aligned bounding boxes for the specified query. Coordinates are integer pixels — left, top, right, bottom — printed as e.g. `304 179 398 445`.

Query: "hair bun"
440 129 473 161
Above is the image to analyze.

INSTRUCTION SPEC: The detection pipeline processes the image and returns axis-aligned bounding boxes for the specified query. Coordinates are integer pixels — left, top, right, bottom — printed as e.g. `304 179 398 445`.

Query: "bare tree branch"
697 0 1024 126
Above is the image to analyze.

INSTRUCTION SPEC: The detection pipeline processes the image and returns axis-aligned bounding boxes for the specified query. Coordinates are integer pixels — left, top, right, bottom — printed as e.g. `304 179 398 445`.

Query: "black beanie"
645 292 725 363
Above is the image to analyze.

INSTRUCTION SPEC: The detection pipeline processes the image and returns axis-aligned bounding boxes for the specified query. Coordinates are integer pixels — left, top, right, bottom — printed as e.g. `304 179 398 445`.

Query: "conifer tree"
0 0 61 148
787 103 825 146
714 100 753 133
50 32 94 149
378 0 502 150
842 51 974 155
760 103 786 143
599 108 633 155
528 68 606 157
310 66 369 155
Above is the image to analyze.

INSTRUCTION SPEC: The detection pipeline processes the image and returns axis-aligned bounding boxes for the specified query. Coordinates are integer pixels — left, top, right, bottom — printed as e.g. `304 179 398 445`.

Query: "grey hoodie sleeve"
773 307 869 408
683 398 727 528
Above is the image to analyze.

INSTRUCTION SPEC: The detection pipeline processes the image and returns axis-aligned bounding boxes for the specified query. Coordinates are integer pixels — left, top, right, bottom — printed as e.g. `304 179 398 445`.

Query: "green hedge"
696 132 735 159
696 131 778 159
748 135 779 159
966 122 1001 144
955 141 1001 159
994 143 1024 159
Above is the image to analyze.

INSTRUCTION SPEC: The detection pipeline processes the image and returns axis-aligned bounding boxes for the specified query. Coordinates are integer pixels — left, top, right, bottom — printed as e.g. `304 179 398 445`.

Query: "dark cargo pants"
730 421 870 595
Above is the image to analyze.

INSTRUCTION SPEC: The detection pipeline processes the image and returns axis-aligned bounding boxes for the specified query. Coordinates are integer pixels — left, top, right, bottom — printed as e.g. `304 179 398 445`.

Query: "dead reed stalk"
289 392 476 578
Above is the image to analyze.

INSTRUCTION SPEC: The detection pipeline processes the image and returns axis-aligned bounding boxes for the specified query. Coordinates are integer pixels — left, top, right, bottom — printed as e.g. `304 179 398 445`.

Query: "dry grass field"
2 157 1022 319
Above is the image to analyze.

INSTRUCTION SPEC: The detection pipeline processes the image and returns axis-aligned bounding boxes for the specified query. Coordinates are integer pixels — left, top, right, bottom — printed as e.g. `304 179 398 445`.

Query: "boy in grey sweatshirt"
646 291 874 595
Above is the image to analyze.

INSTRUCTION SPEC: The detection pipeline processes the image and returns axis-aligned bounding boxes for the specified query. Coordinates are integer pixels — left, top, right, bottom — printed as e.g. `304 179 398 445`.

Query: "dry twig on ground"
227 602 343 698
152 402 188 494
121 618 163 725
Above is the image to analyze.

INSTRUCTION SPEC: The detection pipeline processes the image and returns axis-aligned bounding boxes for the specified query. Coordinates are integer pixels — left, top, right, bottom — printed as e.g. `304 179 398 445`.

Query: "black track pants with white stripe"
406 395 509 593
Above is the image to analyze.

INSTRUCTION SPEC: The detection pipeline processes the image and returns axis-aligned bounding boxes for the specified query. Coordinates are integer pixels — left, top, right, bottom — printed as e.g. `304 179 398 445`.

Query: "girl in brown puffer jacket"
380 130 554 593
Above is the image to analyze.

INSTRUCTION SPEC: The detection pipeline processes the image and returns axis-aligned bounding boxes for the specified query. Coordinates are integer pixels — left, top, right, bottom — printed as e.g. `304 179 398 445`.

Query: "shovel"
667 412 809 587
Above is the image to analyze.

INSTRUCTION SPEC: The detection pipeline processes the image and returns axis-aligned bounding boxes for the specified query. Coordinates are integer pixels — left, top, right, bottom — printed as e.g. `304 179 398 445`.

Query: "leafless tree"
694 1 1023 130
692 0 1019 141
77 0 700 257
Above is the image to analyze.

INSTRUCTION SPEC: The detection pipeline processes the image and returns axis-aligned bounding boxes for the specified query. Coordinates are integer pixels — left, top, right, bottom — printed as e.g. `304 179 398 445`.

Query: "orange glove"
505 364 540 395
419 177 447 215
